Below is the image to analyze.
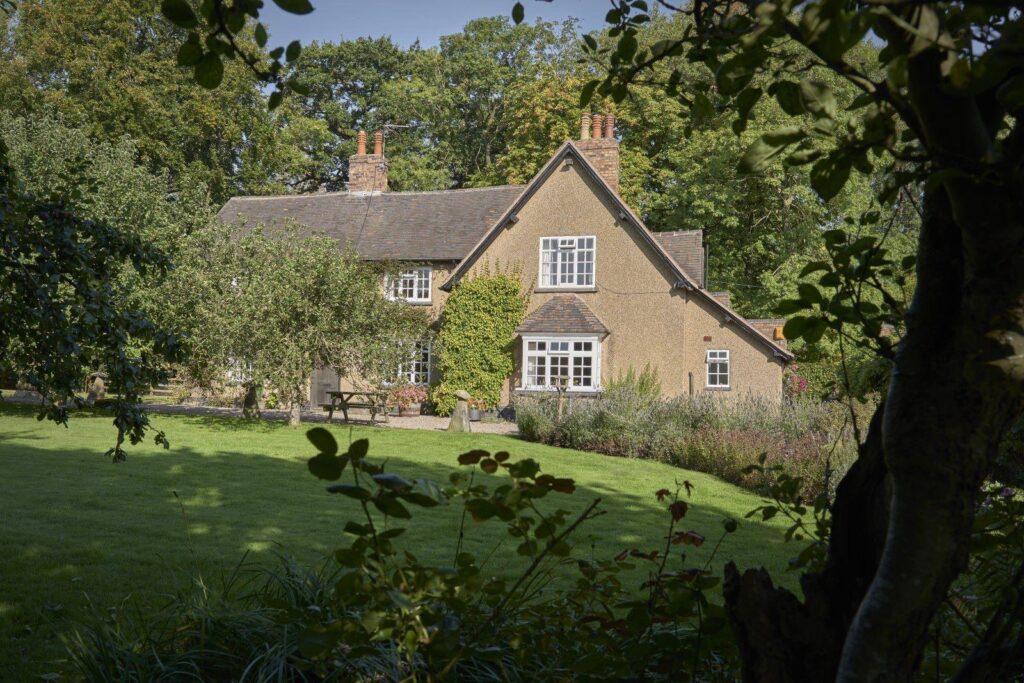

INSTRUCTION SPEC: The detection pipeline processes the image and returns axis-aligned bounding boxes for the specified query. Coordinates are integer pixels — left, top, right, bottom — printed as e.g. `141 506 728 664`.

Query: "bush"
431 267 528 415
513 376 858 500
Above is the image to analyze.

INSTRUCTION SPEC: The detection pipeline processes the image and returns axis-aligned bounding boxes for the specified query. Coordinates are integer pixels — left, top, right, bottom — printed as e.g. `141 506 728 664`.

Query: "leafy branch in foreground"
297 428 739 680
160 0 313 107
0 140 181 460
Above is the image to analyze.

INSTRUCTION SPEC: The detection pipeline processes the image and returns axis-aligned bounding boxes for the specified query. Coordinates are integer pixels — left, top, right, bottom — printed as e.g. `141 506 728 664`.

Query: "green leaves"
739 127 805 172
194 53 224 89
160 0 198 28
512 2 525 24
307 427 337 455
272 0 314 14
810 154 852 200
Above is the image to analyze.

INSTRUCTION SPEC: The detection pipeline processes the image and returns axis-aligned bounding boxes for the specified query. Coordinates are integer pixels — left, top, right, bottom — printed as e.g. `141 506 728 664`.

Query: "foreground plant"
298 428 737 679
558 0 1024 677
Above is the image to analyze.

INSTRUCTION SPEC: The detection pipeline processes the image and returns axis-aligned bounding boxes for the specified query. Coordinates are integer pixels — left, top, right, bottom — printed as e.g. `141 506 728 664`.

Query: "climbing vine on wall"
432 265 528 415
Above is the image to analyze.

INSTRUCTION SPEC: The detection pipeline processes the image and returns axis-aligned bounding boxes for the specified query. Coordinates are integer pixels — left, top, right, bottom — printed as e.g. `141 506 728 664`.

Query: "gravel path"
3 393 519 435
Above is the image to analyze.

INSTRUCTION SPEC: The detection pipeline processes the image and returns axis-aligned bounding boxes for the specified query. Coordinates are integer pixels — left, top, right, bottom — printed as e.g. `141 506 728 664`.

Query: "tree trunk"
289 390 302 427
725 178 1024 680
242 383 260 419
724 402 891 682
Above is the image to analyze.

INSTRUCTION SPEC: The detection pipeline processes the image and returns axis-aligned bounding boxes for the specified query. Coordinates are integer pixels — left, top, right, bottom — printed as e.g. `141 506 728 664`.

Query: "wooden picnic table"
322 390 389 423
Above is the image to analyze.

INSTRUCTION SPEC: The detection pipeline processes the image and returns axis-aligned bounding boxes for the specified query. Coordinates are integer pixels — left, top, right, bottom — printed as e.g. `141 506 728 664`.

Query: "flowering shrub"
389 383 427 409
783 362 809 399
514 387 857 500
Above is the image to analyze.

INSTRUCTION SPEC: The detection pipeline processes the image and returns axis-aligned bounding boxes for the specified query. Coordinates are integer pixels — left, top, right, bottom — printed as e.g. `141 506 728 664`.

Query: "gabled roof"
516 295 609 336
217 185 524 261
441 141 793 362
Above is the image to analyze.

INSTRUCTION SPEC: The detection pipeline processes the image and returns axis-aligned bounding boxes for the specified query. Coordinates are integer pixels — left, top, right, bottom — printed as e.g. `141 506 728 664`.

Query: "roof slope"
217 185 524 261
516 295 609 335
653 230 704 286
441 141 793 362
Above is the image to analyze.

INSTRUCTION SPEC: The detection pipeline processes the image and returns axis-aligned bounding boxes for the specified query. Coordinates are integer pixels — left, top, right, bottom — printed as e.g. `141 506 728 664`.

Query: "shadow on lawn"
1 425 793 679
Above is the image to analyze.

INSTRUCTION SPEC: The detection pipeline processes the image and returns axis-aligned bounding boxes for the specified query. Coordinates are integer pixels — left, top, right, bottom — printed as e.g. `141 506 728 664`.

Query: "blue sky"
260 0 609 47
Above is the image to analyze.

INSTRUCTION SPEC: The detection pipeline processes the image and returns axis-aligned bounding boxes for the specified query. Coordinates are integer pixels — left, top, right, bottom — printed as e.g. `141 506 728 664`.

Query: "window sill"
704 386 731 392
534 287 597 294
514 387 602 396
402 300 433 306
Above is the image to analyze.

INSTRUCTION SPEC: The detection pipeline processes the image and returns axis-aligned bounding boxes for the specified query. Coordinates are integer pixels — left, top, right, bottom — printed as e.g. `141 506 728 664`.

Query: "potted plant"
391 384 427 417
468 399 484 422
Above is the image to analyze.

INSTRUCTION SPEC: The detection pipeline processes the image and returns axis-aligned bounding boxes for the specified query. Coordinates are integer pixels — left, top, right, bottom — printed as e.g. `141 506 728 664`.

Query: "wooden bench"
322 390 389 424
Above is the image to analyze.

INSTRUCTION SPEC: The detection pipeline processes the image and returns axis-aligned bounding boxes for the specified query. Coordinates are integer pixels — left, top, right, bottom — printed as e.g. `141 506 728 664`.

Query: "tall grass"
515 386 859 499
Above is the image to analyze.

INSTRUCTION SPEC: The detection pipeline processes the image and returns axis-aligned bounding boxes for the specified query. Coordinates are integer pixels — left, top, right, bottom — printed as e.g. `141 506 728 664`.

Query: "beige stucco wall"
459 158 784 403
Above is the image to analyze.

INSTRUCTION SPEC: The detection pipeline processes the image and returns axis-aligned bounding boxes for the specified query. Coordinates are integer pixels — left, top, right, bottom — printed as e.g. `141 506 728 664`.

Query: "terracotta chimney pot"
580 112 591 140
356 130 366 155
603 113 615 139
373 131 383 155
591 114 603 139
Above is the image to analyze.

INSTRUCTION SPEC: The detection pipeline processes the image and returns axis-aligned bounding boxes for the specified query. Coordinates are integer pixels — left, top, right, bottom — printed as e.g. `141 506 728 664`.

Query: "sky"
260 0 609 48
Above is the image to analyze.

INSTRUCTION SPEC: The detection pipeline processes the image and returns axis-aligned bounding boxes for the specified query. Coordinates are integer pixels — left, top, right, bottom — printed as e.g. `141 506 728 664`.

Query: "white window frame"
397 340 431 385
388 266 432 303
521 334 601 392
538 236 596 289
706 349 730 389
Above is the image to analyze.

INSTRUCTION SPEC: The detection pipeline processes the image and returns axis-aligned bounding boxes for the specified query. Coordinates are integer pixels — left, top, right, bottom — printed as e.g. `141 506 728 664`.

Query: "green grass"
0 403 793 679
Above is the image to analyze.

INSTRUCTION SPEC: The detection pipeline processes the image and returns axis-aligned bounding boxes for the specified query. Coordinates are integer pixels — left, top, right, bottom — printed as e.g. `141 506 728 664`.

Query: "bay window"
522 336 600 390
539 236 596 288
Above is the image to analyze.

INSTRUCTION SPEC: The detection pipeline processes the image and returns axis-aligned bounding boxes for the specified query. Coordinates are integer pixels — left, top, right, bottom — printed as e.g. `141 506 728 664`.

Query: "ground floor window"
522 336 600 390
397 340 431 385
706 349 730 389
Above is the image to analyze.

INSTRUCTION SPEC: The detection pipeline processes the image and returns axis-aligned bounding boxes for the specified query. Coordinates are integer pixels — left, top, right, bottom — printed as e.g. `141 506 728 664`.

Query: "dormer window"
390 267 432 303
539 236 595 288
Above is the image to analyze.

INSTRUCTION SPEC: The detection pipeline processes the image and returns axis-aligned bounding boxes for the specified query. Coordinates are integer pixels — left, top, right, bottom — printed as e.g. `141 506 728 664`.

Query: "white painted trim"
705 349 730 390
387 266 433 304
537 235 597 289
520 334 602 392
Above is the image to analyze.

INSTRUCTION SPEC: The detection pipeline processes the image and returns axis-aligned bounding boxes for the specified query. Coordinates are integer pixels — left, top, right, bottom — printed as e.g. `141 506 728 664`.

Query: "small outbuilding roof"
516 295 609 336
216 185 525 261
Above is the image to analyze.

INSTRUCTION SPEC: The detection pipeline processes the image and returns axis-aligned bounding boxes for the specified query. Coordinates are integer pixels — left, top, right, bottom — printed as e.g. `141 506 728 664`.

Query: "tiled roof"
216 185 525 261
516 295 609 335
653 230 704 286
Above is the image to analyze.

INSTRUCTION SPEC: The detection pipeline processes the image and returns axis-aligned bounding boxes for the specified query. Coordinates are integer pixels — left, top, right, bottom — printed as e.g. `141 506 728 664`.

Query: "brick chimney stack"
575 111 619 194
347 129 389 193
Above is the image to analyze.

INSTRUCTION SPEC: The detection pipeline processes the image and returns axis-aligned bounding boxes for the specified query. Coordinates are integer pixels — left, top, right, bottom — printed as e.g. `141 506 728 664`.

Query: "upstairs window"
539 236 596 288
706 350 730 389
523 336 599 391
397 340 431 385
390 267 432 303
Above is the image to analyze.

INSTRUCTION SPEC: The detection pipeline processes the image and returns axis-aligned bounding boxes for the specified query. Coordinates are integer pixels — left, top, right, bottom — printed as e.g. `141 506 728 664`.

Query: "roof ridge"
223 184 526 203
653 229 703 236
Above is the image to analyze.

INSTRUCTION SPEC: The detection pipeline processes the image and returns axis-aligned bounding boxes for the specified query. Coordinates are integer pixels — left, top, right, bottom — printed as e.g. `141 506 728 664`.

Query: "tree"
567 0 1024 679
0 138 180 459
0 0 320 202
162 226 429 426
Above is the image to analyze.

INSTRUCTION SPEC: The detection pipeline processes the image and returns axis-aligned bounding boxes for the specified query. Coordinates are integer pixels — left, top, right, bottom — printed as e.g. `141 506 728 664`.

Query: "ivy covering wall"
431 267 528 415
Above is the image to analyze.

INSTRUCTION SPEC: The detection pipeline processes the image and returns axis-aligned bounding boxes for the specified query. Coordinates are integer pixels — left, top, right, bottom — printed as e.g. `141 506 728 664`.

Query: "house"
217 116 792 407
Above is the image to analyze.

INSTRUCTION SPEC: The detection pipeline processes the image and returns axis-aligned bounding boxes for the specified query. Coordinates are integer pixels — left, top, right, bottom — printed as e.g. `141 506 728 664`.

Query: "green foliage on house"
432 267 528 415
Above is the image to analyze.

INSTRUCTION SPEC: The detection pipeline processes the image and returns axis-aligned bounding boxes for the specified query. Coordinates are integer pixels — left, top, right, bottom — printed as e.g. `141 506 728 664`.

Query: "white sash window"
539 236 596 288
706 349 730 388
390 267 432 303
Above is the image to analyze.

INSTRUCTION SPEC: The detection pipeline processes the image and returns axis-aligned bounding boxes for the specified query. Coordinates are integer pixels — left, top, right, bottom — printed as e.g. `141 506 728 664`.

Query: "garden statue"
447 390 471 432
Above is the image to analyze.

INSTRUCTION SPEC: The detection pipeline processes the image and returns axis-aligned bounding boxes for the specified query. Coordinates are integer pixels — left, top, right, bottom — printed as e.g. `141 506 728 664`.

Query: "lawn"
0 403 794 679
